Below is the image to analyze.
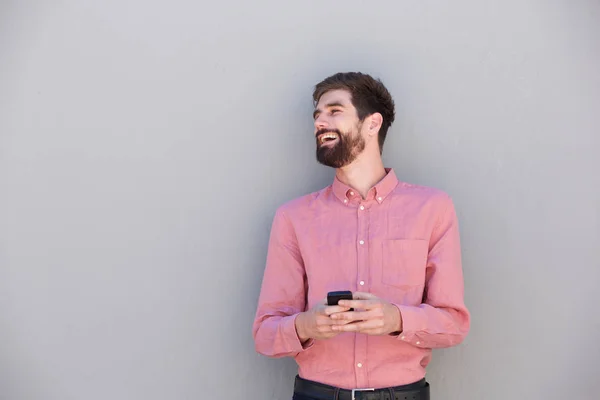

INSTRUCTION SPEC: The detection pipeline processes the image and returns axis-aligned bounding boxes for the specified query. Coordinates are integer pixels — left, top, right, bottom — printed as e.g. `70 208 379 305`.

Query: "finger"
316 318 345 330
332 319 381 332
352 292 377 300
323 305 351 315
317 325 336 333
330 311 371 322
337 299 378 310
330 317 361 326
315 321 337 332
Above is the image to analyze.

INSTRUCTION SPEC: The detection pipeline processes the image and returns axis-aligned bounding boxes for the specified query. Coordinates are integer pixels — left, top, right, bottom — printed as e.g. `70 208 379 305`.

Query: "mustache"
315 128 342 138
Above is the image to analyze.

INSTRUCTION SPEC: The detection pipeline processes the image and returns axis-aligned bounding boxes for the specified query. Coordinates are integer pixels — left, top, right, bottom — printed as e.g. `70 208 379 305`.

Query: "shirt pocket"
381 239 428 288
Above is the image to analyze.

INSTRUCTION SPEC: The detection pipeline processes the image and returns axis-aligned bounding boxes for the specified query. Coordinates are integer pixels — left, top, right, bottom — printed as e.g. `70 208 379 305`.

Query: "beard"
315 125 365 168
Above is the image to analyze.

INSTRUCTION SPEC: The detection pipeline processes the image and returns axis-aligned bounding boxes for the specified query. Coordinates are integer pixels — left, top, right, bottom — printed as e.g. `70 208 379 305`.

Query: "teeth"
320 134 338 143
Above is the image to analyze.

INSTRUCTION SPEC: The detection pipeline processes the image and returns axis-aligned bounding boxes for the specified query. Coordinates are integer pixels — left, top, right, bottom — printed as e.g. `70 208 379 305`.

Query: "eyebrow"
313 102 345 120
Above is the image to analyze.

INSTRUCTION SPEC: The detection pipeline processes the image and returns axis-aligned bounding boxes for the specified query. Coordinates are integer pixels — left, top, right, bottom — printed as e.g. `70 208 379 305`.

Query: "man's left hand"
329 292 403 335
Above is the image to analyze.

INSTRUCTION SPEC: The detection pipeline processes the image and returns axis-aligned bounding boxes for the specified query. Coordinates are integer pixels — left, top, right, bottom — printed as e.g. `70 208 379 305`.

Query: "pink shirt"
252 168 470 389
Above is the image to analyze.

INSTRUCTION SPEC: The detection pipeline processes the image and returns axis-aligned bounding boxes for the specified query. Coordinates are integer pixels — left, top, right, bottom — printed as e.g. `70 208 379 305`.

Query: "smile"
318 133 339 144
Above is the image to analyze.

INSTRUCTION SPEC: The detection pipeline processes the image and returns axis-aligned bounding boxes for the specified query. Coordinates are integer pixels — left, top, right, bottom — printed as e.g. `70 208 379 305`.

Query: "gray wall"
1 1 599 399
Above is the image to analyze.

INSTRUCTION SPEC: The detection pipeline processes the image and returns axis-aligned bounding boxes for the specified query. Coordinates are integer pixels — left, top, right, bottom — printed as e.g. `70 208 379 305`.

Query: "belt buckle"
351 388 375 400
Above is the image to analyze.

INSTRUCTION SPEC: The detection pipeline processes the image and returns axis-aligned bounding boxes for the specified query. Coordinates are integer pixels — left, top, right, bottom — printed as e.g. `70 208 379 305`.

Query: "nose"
314 114 329 132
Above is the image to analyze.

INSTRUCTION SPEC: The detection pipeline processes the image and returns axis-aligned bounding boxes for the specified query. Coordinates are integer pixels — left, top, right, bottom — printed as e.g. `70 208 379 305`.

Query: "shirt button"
350 191 354 196
359 281 365 286
359 240 364 245
416 341 420 345
378 197 382 201
344 199 348 203
401 336 406 340
359 205 365 210
357 363 363 368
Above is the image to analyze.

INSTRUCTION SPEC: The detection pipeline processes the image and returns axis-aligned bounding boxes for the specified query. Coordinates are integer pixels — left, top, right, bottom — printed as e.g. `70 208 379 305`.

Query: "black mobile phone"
327 290 353 310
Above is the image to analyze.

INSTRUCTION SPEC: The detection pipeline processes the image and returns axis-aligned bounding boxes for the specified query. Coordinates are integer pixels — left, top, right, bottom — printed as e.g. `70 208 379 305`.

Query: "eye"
331 109 341 115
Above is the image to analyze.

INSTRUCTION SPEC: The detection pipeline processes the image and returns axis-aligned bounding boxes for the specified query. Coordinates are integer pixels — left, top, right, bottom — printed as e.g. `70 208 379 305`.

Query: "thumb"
352 292 376 300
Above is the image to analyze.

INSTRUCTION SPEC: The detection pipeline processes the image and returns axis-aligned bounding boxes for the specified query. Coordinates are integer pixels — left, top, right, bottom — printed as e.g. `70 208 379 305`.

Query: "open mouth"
318 132 339 146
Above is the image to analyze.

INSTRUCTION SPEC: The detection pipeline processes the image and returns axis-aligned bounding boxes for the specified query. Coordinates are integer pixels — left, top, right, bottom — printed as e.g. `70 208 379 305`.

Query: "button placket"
354 196 370 388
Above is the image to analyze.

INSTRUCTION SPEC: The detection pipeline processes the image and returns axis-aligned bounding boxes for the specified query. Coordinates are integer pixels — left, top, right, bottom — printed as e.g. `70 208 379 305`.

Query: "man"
252 72 470 400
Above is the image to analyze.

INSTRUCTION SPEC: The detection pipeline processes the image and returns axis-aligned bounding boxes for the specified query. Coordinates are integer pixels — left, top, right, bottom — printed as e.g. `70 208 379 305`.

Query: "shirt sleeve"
394 195 470 348
252 208 313 357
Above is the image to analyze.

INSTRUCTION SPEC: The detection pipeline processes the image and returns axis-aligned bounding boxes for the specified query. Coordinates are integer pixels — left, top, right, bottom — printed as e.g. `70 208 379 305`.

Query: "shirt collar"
332 168 399 205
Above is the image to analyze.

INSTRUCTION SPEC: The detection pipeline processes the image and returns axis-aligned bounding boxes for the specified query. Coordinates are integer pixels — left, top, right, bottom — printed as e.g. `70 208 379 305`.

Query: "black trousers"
292 376 429 400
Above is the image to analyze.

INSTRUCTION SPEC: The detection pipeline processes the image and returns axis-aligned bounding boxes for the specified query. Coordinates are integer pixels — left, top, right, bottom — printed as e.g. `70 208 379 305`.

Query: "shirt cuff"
394 304 426 345
287 313 314 351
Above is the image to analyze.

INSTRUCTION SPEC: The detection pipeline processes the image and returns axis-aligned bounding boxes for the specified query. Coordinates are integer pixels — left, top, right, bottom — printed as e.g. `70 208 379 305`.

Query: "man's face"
313 89 365 168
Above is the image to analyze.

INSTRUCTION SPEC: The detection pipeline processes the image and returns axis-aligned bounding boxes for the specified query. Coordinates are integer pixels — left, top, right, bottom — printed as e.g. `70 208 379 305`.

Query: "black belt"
294 376 430 400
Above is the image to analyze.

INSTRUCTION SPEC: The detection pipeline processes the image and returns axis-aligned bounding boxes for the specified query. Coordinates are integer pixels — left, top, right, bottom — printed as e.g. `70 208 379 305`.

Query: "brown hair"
313 72 395 153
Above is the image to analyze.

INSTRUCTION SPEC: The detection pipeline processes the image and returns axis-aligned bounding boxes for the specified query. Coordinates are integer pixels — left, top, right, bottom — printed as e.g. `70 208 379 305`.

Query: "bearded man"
253 72 470 400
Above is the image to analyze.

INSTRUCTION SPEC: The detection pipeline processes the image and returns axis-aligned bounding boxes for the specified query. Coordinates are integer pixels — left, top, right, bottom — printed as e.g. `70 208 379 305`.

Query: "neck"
335 151 386 199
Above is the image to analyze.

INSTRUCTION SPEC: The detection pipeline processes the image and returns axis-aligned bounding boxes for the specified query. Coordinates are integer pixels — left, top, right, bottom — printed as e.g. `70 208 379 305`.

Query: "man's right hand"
295 299 352 342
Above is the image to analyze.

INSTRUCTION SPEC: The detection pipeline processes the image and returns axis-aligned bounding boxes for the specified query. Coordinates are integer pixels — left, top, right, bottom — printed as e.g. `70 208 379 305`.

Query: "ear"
366 113 383 137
